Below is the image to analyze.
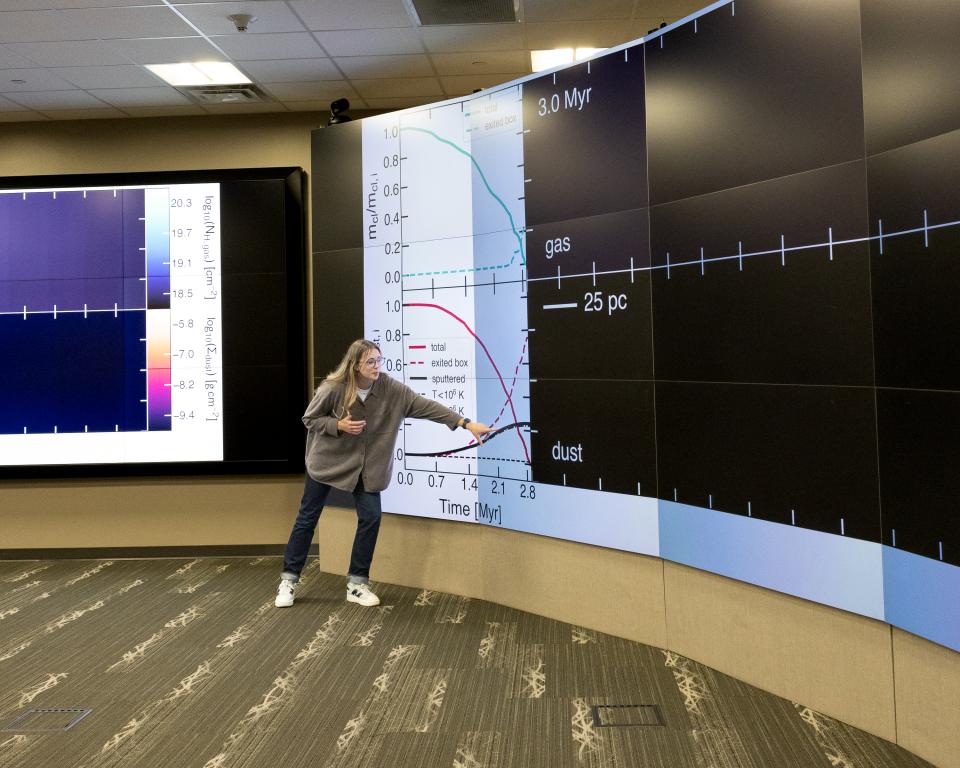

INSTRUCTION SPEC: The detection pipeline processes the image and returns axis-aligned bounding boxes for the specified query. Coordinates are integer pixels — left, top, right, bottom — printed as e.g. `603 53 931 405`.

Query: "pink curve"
404 302 530 463
489 337 528 431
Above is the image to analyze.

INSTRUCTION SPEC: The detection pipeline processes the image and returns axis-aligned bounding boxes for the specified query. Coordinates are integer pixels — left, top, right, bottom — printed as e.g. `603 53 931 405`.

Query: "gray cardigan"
302 373 461 492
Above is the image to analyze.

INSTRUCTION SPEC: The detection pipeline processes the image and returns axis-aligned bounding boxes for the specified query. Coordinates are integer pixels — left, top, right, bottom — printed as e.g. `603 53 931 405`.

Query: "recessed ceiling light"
530 48 606 73
574 47 605 61
146 62 250 87
531 49 574 72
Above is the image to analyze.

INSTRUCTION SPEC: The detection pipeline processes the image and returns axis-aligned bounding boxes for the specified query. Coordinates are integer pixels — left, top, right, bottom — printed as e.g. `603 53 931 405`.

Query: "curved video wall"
311 0 960 652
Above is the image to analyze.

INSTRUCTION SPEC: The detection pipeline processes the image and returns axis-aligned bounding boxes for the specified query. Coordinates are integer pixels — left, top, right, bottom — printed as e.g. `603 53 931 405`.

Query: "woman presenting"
276 339 492 608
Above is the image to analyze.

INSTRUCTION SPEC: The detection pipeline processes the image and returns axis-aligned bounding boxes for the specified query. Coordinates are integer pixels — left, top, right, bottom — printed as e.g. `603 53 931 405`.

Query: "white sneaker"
275 578 296 608
346 582 380 606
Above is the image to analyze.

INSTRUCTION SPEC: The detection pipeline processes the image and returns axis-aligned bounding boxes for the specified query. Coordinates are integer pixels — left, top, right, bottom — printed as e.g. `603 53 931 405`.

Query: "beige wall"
1 115 957 768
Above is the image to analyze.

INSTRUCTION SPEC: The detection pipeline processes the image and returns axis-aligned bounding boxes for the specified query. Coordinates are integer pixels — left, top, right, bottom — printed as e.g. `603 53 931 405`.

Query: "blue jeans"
281 475 383 585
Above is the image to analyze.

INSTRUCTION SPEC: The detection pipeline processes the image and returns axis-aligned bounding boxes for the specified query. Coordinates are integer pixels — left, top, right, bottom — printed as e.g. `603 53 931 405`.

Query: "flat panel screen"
0 167 306 477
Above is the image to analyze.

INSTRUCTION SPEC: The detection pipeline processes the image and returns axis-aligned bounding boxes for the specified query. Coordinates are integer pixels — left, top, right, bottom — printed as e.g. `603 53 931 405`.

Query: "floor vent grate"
1 708 92 732
591 704 664 727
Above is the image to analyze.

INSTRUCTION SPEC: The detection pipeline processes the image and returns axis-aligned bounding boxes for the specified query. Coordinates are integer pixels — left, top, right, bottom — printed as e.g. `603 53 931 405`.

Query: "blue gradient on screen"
507 485 659 556
659 501 885 619
883 546 960 652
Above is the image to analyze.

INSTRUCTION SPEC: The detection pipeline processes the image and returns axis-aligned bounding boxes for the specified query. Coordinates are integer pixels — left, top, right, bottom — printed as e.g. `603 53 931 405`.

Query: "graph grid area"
362 87 656 552
0 184 224 466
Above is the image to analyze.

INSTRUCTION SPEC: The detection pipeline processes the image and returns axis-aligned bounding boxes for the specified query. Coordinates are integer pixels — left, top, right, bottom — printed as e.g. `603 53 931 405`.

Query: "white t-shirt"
356 386 371 403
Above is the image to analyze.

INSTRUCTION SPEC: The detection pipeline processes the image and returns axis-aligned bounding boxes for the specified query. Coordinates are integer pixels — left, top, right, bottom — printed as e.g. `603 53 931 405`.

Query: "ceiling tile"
55 65 162 89
6 90 111 109
419 23 524 53
0 7 195 43
362 95 439 110
289 0 414 30
105 37 222 65
0 0 704 118
239 59 341 83
87 86 193 106
0 1 164 8
313 28 424 57
6 40 131 67
430 50 528 76
199 101 288 114
334 54 434 79
260 80 358 102
523 0 635 22
0 93 31 110
645 0 709 20
0 110 46 122
173 1 307 35
439 73 526 97
120 104 208 117
212 32 326 61
351 77 443 99
0 44 47 68
282 98 368 112
0 69 78 93
37 107 127 119
524 20 639 49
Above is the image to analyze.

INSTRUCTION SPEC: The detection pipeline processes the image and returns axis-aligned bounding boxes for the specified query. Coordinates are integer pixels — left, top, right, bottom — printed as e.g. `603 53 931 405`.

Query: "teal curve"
399 126 526 278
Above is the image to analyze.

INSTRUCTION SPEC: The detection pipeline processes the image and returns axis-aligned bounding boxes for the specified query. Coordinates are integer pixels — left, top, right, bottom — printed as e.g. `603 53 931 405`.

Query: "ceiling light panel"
530 48 573 72
147 61 250 86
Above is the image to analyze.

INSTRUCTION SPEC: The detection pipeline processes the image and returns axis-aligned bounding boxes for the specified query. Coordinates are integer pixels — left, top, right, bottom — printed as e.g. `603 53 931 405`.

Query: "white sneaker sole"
275 597 294 608
346 591 380 607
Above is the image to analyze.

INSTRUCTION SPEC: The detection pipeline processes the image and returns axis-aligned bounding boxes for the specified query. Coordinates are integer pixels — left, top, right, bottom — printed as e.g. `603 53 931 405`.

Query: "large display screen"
312 0 960 652
1 167 306 477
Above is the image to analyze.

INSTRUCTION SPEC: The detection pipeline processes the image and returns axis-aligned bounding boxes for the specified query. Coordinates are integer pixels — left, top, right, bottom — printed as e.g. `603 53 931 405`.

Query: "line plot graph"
361 83 657 551
363 86 541 525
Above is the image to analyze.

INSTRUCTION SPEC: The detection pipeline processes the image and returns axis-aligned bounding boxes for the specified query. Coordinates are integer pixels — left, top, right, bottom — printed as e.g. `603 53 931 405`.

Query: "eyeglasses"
362 356 384 368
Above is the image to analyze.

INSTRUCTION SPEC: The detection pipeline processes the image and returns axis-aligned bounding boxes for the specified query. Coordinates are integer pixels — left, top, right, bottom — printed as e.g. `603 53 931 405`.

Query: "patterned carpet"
0 557 932 768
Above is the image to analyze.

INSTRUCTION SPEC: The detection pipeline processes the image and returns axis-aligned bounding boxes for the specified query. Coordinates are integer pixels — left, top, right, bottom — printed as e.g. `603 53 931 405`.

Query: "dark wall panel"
222 364 291 463
646 0 864 205
878 389 960 566
650 161 874 385
311 122 363 253
221 273 286 367
528 270 653 382
312 247 364 383
656 382 881 541
530 379 657 496
522 50 647 226
869 129 960 390
221 180 286 274
861 0 960 155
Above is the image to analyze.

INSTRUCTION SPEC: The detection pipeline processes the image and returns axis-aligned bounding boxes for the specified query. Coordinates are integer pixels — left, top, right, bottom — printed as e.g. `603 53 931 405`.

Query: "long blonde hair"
325 338 381 418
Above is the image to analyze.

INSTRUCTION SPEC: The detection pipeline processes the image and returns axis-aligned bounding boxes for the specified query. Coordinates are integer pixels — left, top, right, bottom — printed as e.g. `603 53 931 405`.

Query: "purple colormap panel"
0 278 124 313
0 188 145 312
